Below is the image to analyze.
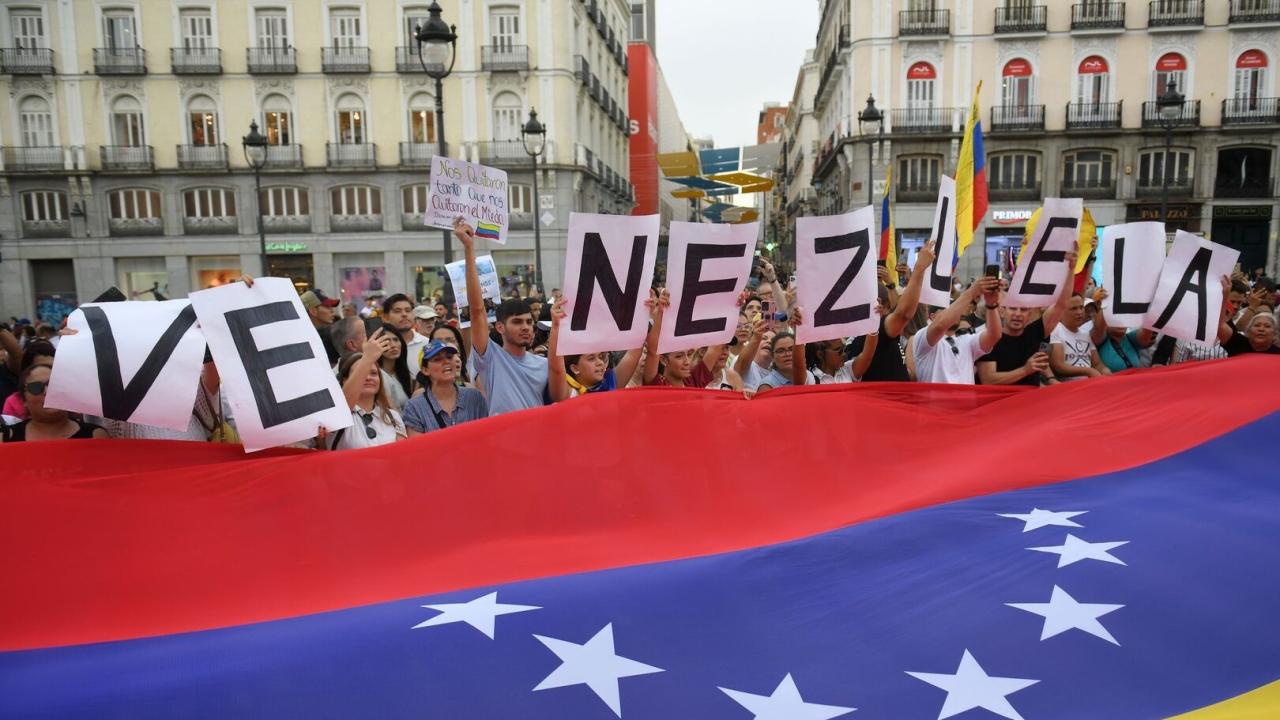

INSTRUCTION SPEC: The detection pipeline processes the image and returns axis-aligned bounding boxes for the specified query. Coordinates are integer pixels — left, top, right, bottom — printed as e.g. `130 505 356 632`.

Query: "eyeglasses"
773 347 794 356
944 336 960 356
24 381 47 395
356 411 376 439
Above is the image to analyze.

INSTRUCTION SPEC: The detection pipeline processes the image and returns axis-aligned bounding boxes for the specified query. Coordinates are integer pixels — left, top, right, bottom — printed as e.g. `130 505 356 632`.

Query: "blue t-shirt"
473 341 548 416
402 387 489 433
1098 330 1142 373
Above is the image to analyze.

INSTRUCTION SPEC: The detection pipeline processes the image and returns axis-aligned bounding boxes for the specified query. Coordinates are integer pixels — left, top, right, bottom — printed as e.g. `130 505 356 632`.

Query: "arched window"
1138 146 1194 194
183 188 236 219
989 151 1041 195
1075 55 1109 106
18 95 54 146
187 94 219 146
408 92 435 144
110 95 145 146
492 92 521 141
906 62 936 110
897 154 942 201
262 94 292 145
21 190 68 222
260 186 309 217
1234 50 1269 108
402 183 429 215
1062 149 1116 195
109 188 162 219
334 93 366 144
1001 58 1034 109
1154 52 1186 99
330 185 381 216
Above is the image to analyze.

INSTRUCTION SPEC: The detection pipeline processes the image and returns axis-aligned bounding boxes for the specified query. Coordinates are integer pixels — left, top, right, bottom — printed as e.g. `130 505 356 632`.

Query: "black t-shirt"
317 323 339 365
847 317 909 382
1223 332 1280 357
978 318 1047 386
0 364 17 408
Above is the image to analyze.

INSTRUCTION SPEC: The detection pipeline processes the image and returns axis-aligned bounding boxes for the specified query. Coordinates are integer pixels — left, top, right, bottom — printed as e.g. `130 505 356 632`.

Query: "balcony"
1215 177 1274 198
995 5 1048 34
100 145 154 171
170 47 221 74
22 218 71 238
1066 101 1123 130
1136 176 1193 197
2 146 69 172
899 9 950 36
326 142 375 169
1072 2 1127 29
1060 178 1118 200
1148 0 1203 27
897 182 941 203
1 47 55 74
395 46 444 74
588 74 602 102
93 47 146 75
890 107 958 135
1222 97 1280 125
264 144 303 169
177 143 228 170
322 46 369 73
1231 0 1280 23
575 55 590 85
989 181 1043 202
479 140 530 166
1141 99 1200 128
399 141 437 167
481 45 529 72
247 47 296 74
990 105 1046 132
330 213 383 233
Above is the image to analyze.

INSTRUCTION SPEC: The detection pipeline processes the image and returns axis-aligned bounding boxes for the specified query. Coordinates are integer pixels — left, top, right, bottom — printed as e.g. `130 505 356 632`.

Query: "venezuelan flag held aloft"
956 82 988 261
880 165 898 285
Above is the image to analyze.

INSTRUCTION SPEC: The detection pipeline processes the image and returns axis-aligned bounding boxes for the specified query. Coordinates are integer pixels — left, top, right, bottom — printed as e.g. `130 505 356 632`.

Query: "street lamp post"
415 1 458 265
242 120 269 276
858 95 884 209
521 108 547 292
1155 80 1185 226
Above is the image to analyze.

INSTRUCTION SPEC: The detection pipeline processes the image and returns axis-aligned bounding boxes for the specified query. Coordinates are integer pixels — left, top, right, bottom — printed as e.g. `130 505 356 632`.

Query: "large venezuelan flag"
956 82 988 261
3 357 1280 719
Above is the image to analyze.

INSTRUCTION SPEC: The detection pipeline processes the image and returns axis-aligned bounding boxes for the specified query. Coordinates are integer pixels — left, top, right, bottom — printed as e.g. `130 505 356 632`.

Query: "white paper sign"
794 206 879 344
44 300 205 430
1101 222 1166 328
446 254 502 329
558 212 660 355
425 157 510 244
1143 230 1240 346
1006 197 1083 308
657 221 757 354
919 175 958 309
189 278 351 453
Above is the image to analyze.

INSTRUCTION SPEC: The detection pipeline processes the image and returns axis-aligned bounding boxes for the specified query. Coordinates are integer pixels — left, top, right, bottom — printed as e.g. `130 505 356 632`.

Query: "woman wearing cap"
328 328 406 450
402 340 489 434
1 364 109 442
545 296 649 402
429 323 473 386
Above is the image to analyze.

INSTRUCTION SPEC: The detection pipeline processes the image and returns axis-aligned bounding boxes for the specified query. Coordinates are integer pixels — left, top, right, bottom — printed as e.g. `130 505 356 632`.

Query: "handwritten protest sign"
425 157 510 244
446 254 502 328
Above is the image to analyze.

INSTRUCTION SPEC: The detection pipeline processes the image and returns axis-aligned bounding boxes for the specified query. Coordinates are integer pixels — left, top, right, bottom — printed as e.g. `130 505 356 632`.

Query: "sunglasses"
944 336 960 356
356 411 376 440
24 381 47 395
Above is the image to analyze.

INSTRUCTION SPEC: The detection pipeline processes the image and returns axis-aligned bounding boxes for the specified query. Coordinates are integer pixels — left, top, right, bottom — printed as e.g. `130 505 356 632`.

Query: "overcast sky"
654 0 818 149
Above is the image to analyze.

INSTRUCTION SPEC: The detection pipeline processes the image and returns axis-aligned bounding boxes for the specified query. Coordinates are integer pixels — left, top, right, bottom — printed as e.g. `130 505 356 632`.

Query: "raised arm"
1041 249 1078 335
761 260 789 312
641 289 669 384
343 328 393 410
1217 276 1236 344
851 317 881 381
886 240 936 338
926 278 995 348
1089 288 1109 346
547 298 570 403
978 284 1003 354
453 218 489 355
733 316 767 377
789 306 808 387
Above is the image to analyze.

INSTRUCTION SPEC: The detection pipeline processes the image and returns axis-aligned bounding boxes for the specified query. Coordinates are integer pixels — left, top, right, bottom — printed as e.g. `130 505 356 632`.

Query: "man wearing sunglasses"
911 277 1002 385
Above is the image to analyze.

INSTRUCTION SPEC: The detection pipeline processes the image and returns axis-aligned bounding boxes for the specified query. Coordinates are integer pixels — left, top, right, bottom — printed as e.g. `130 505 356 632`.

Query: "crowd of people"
2 219 1276 447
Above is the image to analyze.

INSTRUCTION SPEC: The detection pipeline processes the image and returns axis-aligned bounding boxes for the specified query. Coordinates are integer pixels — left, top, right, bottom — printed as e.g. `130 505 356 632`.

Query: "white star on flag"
719 673 856 720
533 623 663 718
998 508 1087 532
906 649 1039 720
1028 533 1129 568
1007 585 1124 645
411 592 540 639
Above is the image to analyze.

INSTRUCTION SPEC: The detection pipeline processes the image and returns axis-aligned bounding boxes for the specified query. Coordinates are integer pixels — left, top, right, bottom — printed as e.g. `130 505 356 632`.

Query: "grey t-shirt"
473 341 548 416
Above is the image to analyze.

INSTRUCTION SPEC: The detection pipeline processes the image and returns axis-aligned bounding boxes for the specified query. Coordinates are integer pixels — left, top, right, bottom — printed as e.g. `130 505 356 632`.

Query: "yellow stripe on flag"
1164 678 1280 719
955 81 982 259
884 165 898 286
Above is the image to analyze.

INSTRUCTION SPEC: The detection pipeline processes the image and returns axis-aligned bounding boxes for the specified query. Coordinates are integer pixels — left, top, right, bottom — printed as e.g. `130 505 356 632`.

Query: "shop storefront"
31 258 77 324
333 252 387 307
116 257 169 300
1125 203 1202 237
190 256 243 290
1210 205 1272 274
265 245 314 294
406 252 449 305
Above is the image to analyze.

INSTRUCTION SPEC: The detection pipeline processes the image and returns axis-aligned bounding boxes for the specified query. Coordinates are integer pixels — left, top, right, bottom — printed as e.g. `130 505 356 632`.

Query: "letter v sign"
82 304 199 421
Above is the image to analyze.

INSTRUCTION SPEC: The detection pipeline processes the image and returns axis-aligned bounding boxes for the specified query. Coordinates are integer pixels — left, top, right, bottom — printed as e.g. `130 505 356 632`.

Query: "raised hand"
452 216 476 250
917 240 937 269
550 297 568 327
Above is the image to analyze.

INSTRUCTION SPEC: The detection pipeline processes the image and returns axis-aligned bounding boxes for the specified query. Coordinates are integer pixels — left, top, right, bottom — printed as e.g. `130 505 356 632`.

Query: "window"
907 0 936 10
330 186 381 215
1154 53 1186 99
260 187 309 216
11 9 46 48
330 8 362 49
510 183 532 214
101 9 138 49
180 9 214 50
898 155 941 189
110 95 145 146
109 189 162 220
492 92 522 141
21 190 67 221
263 94 292 145
490 6 520 50
1075 56 1109 105
404 7 429 49
1138 148 1194 186
256 9 289 49
989 152 1039 188
408 93 436 143
335 93 366 144
402 184 429 214
1234 51 1269 106
1001 59 1034 108
1215 147 1272 196
630 2 646 41
187 95 219 146
19 95 54 146
1063 150 1114 188
906 62 936 109
183 188 236 218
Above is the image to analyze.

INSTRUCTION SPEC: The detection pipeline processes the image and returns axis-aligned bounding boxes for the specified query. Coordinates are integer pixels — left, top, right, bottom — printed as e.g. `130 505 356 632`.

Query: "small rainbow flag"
475 222 501 240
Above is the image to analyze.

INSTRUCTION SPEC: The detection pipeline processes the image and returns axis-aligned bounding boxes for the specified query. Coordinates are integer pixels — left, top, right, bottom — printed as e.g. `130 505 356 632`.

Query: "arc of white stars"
532 623 663 718
411 592 540 639
1007 585 1125 645
718 673 856 720
907 649 1039 720
997 508 1087 533
1028 533 1129 568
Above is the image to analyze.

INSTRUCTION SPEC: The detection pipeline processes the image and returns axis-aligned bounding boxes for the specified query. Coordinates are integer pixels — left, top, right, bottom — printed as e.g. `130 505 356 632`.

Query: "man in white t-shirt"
913 277 1002 384
1049 294 1110 382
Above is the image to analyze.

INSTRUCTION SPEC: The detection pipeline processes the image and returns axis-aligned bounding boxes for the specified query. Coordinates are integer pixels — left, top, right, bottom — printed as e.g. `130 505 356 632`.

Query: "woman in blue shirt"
402 341 489 435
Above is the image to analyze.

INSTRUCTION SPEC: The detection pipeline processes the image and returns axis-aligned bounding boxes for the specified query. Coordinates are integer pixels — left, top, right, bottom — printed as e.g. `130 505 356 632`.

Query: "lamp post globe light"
1155 80 1185 226
414 1 458 265
857 94 884 209
242 120 270 275
521 108 548 291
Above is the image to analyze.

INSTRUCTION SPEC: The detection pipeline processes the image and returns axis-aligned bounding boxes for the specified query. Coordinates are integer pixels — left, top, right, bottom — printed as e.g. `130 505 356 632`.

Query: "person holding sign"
546 296 650 402
1217 277 1280 356
454 218 548 416
1086 288 1156 373
977 249 1077 386
642 289 728 388
845 240 936 382
1048 295 1111 381
328 329 406 450
911 278 1002 385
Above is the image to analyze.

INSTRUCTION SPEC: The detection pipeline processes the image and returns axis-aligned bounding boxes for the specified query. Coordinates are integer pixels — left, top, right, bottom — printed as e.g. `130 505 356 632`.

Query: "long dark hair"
429 324 470 383
379 322 413 398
